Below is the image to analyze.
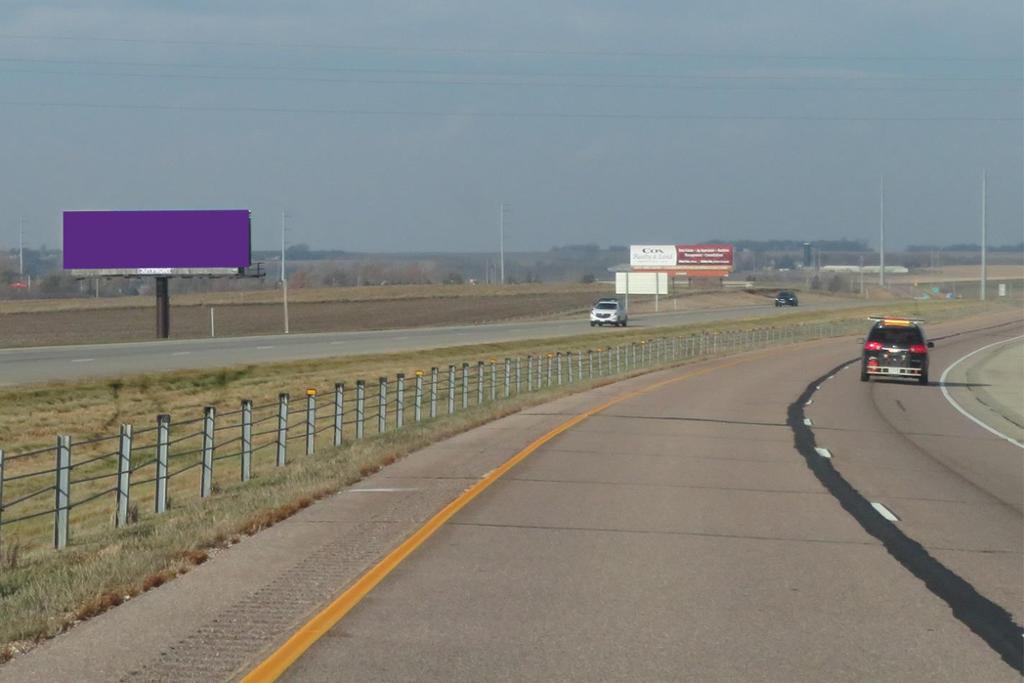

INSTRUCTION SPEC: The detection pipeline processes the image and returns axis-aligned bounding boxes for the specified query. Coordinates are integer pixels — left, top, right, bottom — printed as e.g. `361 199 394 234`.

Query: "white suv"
590 299 628 327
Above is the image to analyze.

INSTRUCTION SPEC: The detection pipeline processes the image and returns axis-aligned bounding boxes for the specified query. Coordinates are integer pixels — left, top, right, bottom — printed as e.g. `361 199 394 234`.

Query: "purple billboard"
63 210 251 271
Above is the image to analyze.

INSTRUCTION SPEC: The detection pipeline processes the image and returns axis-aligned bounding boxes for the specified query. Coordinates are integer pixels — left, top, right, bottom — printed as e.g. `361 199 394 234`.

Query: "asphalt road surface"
276 316 1022 681
0 299 863 386
2 313 1018 682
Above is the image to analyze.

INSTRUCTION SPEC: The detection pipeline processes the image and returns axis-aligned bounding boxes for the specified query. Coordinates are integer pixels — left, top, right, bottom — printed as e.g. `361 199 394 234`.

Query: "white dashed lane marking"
871 502 900 522
71 358 95 363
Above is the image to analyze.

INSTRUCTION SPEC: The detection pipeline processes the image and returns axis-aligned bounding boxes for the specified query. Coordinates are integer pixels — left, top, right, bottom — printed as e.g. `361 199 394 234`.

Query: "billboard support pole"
155 276 170 339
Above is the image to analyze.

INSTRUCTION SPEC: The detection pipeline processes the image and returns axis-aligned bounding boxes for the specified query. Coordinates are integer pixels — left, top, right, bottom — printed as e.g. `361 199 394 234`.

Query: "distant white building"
821 265 909 274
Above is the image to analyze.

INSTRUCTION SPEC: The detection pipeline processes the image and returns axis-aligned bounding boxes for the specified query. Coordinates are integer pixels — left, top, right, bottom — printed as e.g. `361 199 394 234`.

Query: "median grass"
0 298 1009 656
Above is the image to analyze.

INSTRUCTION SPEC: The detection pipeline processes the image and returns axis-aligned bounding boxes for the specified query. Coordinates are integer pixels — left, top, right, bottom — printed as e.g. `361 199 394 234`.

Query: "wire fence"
0 319 863 554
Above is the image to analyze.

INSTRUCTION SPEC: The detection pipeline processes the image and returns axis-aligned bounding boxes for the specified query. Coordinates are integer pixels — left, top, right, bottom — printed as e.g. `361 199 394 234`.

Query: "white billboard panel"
630 245 676 267
616 271 669 295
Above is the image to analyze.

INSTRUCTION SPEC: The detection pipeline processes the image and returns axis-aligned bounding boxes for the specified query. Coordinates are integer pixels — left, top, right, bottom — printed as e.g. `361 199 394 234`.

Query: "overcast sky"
1 1 1021 254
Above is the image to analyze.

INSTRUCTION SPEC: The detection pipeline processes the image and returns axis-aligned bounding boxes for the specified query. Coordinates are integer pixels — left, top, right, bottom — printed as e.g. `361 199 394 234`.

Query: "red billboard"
676 244 733 267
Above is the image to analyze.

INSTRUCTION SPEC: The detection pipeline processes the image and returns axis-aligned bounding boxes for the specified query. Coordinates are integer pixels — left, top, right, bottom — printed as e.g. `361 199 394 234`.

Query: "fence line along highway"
0 320 863 554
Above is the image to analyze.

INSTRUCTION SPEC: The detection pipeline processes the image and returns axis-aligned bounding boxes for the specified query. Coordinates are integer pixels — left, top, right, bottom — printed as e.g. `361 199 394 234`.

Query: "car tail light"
909 344 928 354
864 341 883 351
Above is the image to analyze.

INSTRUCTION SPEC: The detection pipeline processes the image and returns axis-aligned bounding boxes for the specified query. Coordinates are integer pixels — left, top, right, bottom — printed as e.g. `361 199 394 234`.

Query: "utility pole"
18 216 24 277
281 211 290 334
879 175 886 287
499 203 506 285
980 170 987 301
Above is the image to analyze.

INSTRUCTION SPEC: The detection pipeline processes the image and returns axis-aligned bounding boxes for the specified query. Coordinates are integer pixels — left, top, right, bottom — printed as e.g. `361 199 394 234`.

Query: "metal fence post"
461 363 470 409
536 352 543 389
396 373 405 429
378 377 388 434
155 414 169 513
447 366 456 414
241 399 253 482
527 356 534 392
305 389 317 456
616 345 622 374
430 368 439 418
333 383 344 447
490 360 497 401
0 448 5 537
546 353 553 387
515 357 522 394
556 352 563 385
607 347 612 374
201 406 215 498
414 372 424 422
115 424 133 528
504 358 511 398
588 349 594 379
54 435 70 550
578 349 584 379
596 348 603 376
277 393 289 465
477 361 485 405
356 381 366 439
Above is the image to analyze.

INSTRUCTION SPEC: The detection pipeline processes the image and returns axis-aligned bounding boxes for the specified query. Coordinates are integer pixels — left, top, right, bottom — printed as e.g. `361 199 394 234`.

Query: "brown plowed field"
0 292 601 348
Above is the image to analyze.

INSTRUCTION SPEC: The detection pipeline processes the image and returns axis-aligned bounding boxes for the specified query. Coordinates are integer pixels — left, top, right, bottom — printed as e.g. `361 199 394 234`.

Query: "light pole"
498 203 507 285
980 170 987 301
281 211 290 334
879 175 886 288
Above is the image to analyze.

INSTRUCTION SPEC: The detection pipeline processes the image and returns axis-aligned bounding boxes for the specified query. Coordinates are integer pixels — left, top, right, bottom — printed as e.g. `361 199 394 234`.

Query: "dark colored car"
860 318 933 384
774 291 798 306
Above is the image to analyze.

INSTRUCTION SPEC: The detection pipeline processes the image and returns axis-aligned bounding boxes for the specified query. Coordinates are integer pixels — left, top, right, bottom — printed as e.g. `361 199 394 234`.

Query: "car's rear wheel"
860 367 869 382
590 322 596 327
918 371 929 385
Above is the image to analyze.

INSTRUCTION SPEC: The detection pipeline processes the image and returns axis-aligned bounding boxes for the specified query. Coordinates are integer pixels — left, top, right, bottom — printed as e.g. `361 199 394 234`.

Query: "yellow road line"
241 347 800 681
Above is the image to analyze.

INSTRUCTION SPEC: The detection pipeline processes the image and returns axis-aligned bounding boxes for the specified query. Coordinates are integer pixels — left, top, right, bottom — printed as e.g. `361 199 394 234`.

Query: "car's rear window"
596 302 617 310
869 326 923 346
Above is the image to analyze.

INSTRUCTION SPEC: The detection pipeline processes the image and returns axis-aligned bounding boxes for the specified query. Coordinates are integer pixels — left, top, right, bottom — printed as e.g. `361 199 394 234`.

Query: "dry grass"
0 298 1009 651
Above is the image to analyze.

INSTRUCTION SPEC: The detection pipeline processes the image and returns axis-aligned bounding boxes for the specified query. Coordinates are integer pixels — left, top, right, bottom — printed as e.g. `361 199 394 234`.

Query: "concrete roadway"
0 299 863 386
2 313 1018 682
279 316 1023 681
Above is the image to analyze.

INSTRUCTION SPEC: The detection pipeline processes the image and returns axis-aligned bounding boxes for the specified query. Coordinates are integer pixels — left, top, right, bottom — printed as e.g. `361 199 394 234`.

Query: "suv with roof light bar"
860 317 933 384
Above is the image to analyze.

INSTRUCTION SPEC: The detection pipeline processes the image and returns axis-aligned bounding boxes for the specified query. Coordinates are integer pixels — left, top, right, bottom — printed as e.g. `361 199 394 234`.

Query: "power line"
0 55 1017 83
0 32 1018 64
1 99 1018 122
1 66 1018 94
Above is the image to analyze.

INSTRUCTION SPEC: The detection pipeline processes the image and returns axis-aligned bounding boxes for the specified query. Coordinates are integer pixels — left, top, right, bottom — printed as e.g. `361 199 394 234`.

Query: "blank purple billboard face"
63 210 251 270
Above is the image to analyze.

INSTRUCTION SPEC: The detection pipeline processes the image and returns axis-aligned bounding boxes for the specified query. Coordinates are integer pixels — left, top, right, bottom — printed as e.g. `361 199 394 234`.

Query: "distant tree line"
906 242 1023 253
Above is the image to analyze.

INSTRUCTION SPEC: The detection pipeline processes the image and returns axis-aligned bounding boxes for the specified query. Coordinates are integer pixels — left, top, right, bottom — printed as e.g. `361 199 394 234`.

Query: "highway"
2 313 1019 681
0 299 865 386
274 316 1023 681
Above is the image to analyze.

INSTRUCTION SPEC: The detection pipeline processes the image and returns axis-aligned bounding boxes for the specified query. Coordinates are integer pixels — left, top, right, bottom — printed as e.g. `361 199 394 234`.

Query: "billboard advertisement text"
629 245 676 267
675 244 734 267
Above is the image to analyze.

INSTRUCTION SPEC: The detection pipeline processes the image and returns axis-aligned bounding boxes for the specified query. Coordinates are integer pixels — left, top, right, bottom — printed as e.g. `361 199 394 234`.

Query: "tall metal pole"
981 170 987 301
879 175 886 287
499 203 505 285
18 216 24 276
281 211 290 334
